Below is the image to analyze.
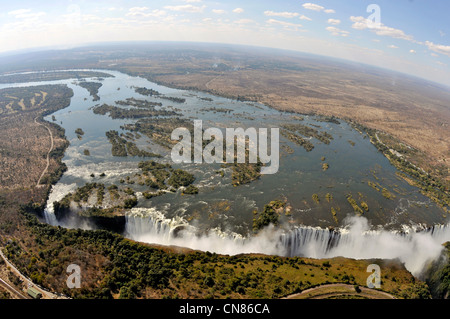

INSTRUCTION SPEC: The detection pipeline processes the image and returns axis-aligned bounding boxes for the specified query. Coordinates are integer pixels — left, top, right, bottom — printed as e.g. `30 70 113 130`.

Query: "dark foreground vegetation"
2 210 432 299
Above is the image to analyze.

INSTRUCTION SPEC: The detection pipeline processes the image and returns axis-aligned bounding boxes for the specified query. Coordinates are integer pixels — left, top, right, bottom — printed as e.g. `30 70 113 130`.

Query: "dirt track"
284 283 396 299
34 116 54 187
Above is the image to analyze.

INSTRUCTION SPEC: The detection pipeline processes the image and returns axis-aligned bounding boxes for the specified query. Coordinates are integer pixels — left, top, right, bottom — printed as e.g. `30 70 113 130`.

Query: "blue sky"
0 0 449 85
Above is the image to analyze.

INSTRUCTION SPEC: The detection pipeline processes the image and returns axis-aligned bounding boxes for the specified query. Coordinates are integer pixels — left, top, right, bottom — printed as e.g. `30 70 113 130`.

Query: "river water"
1 69 449 274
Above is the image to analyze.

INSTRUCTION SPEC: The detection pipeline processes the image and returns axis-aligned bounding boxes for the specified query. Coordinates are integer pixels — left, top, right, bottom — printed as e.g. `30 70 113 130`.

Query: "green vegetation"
368 180 380 191
129 161 198 194
0 71 113 84
382 188 395 200
315 115 341 125
77 82 102 101
291 115 304 121
423 242 450 299
200 107 232 113
280 129 314 152
105 130 160 158
122 117 193 149
106 130 127 156
331 207 338 224
346 194 363 215
182 185 199 195
231 161 263 187
124 197 138 209
216 170 225 178
3 210 426 299
143 190 165 199
167 169 196 189
0 85 72 188
0 289 11 299
282 123 333 145
253 200 286 233
116 97 162 108
133 86 161 96
322 163 329 171
312 194 320 204
75 128 85 140
159 96 186 103
133 86 185 103
360 201 369 212
52 181 139 220
93 102 178 119
348 140 356 147
350 121 449 211
0 85 72 115
325 193 333 202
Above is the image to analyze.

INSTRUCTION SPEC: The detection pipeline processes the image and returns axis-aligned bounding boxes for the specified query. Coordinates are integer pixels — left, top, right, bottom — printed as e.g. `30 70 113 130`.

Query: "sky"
0 0 449 86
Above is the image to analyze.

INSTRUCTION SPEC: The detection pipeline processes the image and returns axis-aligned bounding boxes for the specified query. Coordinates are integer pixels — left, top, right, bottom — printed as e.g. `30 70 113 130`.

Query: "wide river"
1 69 449 274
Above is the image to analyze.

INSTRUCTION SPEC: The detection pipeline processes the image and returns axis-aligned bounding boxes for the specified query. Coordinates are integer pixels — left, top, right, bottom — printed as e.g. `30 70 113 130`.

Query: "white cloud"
299 15 312 21
349 16 368 30
350 16 450 58
388 45 399 49
326 26 349 37
425 41 450 57
202 18 213 22
431 53 439 57
264 11 299 19
127 8 166 18
327 19 340 25
233 8 244 14
8 9 46 20
164 5 206 13
182 0 202 2
233 19 254 24
302 3 334 14
302 3 324 12
350 16 414 42
127 7 148 13
8 9 31 16
267 19 303 29
212 9 226 14
410 49 416 54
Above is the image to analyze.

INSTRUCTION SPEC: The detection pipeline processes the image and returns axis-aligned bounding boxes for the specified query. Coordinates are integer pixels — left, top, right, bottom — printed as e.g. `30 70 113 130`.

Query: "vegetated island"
105 130 161 158
0 71 113 84
52 160 198 229
76 81 102 101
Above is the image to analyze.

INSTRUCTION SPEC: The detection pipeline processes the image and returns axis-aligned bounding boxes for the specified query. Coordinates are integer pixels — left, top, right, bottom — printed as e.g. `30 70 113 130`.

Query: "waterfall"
43 206 58 226
279 216 450 276
124 207 283 256
43 183 79 226
125 207 196 244
124 211 450 275
279 226 342 258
